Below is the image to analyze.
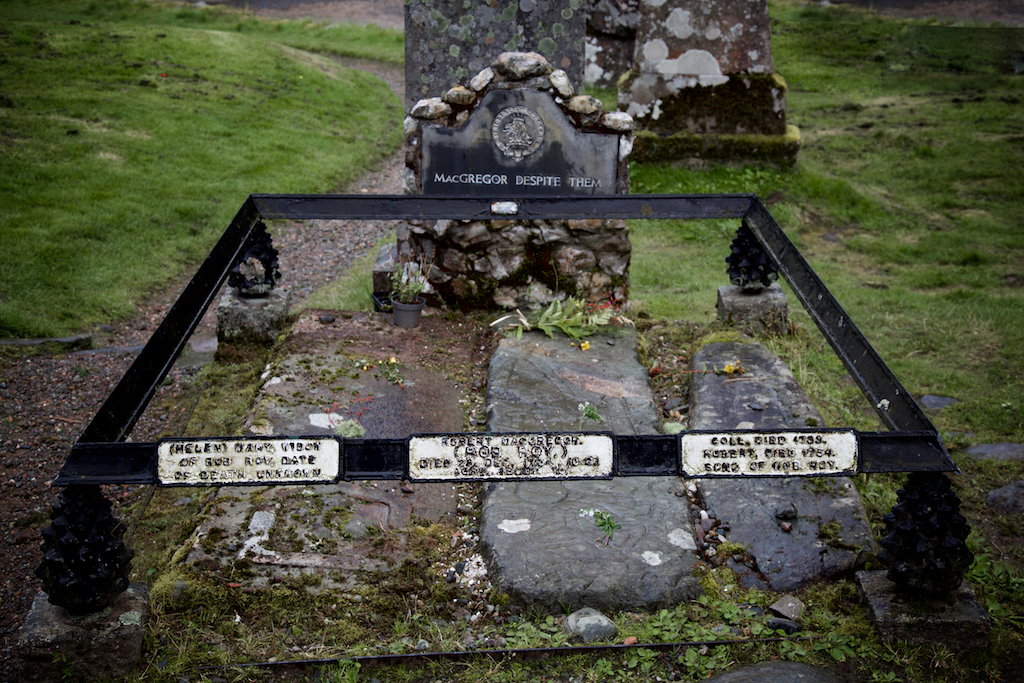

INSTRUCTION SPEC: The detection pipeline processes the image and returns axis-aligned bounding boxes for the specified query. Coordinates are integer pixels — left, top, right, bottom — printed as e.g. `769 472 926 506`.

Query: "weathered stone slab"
704 660 843 683
405 0 586 110
183 311 462 592
17 584 149 683
481 328 701 611
857 570 991 650
690 341 874 592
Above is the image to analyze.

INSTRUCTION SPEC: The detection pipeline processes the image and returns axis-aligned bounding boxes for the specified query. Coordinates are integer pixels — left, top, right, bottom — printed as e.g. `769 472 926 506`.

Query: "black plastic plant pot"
392 297 425 328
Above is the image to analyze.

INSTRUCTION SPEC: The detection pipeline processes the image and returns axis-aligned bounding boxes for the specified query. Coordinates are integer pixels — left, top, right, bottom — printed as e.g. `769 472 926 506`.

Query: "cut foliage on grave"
492 297 633 341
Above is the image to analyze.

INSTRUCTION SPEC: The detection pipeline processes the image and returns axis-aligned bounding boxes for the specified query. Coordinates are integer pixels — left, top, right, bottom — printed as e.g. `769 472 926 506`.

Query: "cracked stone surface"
183 311 472 592
481 328 701 611
689 341 875 592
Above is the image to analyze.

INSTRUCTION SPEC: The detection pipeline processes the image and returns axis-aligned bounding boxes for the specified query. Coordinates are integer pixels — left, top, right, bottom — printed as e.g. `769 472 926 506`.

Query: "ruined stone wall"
402 52 634 311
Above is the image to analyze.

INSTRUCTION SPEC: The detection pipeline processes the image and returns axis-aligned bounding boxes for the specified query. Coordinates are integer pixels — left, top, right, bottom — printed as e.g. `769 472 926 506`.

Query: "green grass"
629 4 1024 445
0 0 402 337
0 0 404 64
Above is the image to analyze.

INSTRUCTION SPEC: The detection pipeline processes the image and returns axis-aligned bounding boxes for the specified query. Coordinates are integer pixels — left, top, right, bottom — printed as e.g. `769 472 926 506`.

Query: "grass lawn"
0 0 403 337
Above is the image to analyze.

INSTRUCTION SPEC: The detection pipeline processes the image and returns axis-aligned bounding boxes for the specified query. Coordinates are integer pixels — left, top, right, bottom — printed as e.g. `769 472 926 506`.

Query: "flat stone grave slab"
183 310 490 589
690 341 875 592
481 328 701 612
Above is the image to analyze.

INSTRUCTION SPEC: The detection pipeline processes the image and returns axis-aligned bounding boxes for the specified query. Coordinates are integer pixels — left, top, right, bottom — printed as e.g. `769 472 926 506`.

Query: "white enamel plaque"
158 438 340 485
409 433 613 481
681 430 857 477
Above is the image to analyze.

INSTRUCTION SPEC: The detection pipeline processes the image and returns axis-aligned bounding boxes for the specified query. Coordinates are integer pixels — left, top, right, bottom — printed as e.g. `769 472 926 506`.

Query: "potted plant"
390 262 427 328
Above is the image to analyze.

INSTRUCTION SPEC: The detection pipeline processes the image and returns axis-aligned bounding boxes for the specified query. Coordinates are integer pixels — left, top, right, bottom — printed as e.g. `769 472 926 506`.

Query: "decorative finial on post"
725 223 778 292
228 221 280 297
878 472 974 595
35 485 134 614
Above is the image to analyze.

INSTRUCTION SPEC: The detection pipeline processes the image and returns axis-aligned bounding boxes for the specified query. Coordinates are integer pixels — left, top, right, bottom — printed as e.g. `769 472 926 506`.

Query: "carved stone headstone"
422 89 619 196
585 0 640 87
402 52 635 310
405 0 588 111
621 0 799 167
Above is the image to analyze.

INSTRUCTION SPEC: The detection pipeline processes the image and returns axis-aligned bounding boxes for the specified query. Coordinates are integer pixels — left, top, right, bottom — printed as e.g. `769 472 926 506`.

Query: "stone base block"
16 584 149 683
372 242 397 295
716 283 788 335
216 287 289 344
632 125 801 170
857 570 991 650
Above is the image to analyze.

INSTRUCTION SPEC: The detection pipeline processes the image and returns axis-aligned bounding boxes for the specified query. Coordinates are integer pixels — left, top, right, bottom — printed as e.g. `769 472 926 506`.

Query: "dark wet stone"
481 328 700 611
987 480 1024 515
704 661 842 683
920 395 959 411
967 443 1024 461
689 342 874 592
765 617 802 634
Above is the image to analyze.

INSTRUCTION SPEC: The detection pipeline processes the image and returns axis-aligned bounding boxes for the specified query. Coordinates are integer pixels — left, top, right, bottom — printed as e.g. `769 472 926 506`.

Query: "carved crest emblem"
492 106 544 161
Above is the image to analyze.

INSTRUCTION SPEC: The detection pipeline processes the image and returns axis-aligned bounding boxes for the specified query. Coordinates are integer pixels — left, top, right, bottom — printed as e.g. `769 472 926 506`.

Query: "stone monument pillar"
585 0 640 88
405 0 588 111
621 0 799 168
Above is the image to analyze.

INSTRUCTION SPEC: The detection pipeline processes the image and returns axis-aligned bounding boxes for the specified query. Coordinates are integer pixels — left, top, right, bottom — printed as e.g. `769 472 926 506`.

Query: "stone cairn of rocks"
402 51 635 310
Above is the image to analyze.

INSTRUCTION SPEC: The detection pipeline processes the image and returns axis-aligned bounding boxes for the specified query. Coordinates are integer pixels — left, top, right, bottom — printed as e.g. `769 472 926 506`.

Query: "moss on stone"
693 330 750 349
632 124 801 170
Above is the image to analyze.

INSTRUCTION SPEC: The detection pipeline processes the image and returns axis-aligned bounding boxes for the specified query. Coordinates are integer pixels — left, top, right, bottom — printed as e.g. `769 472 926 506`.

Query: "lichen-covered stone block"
623 0 798 167
16 584 149 683
716 283 789 335
216 287 289 345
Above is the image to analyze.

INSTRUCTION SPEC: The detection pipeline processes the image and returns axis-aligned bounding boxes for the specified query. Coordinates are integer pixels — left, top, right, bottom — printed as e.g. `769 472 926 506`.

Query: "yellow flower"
580 341 591 351
389 356 397 364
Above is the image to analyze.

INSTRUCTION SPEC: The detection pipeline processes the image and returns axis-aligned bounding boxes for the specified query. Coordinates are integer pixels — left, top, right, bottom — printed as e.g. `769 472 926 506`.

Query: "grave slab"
481 328 701 612
182 311 472 592
690 341 874 592
704 660 843 683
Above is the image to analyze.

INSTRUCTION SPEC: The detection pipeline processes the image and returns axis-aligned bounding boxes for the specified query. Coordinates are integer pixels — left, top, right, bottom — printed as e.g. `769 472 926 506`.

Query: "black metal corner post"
38 197 268 611
737 198 973 594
